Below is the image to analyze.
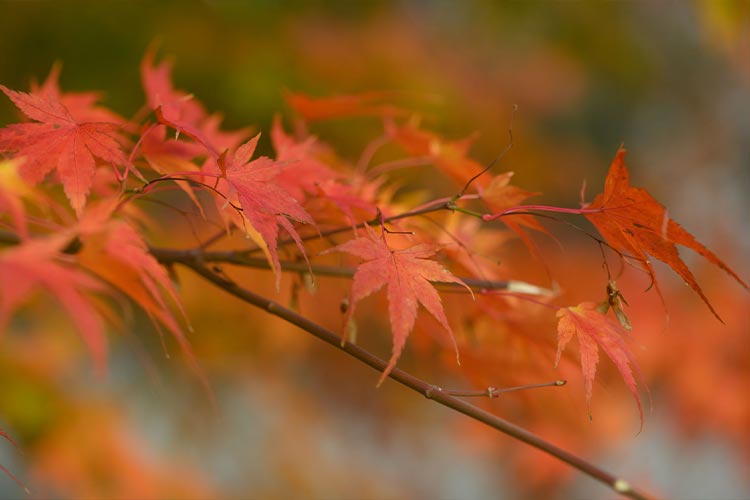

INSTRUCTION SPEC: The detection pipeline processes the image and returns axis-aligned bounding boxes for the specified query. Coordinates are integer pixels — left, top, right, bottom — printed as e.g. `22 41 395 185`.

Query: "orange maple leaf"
385 116 488 189
78 214 188 343
76 202 209 395
284 91 409 121
555 302 644 425
387 118 549 255
584 147 748 320
0 85 130 215
481 171 552 259
329 225 471 384
0 159 34 240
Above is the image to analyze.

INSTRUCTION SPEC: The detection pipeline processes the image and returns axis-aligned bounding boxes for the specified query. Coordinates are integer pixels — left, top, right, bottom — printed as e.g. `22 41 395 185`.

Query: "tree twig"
440 380 566 398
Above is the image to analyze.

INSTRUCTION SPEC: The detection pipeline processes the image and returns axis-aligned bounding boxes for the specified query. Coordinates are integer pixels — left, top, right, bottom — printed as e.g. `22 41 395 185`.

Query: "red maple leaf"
329 225 471 384
0 235 107 373
314 179 379 227
143 49 249 165
32 63 126 125
0 85 129 215
141 48 205 126
555 302 644 426
584 147 748 320
270 115 338 201
219 134 314 289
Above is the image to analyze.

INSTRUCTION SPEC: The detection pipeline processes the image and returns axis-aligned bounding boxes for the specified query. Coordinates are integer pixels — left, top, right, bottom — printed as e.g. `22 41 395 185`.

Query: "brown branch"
0 229 20 246
173 256 656 500
150 246 553 295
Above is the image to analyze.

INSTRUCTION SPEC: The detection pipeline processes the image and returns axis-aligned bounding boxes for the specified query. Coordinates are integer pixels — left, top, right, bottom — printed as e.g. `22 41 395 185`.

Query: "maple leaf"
0 159 33 240
329 225 471 384
0 235 107 373
584 147 748 320
139 124 206 213
0 85 130 215
32 63 125 124
142 49 249 165
314 179 379 227
481 171 552 259
386 118 549 255
76 202 209 394
270 115 339 201
219 134 314 290
77 202 189 349
285 91 409 121
385 116 489 189
141 48 205 126
555 302 644 426
271 116 380 226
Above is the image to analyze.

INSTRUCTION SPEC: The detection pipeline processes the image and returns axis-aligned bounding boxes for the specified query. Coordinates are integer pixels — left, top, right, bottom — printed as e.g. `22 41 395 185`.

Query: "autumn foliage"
0 49 747 498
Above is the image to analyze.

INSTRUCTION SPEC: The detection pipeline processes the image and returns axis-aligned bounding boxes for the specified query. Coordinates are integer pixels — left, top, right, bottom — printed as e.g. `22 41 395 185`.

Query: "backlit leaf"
584 147 748 320
329 225 470 384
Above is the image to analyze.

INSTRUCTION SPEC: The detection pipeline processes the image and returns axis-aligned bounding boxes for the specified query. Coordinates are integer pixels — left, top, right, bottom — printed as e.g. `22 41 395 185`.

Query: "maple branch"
174 257 655 500
263 194 481 253
0 431 29 494
0 464 28 495
149 246 554 296
0 229 19 246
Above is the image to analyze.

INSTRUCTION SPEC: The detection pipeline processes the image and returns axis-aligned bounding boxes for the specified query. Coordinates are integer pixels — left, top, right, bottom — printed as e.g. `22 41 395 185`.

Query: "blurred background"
0 1 748 499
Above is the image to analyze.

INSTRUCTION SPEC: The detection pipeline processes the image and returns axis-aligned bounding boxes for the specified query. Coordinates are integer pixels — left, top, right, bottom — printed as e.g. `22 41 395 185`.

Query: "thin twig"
263 194 478 253
441 380 566 398
457 104 516 197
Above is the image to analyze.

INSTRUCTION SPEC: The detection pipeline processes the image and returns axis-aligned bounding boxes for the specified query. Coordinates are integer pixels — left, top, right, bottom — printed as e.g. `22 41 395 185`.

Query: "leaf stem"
244 194 481 254
482 203 602 222
149 247 553 295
